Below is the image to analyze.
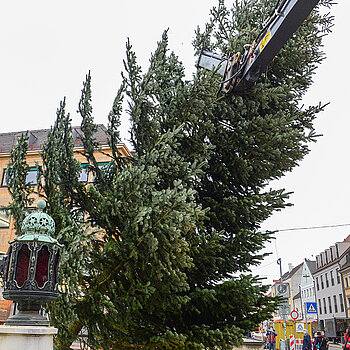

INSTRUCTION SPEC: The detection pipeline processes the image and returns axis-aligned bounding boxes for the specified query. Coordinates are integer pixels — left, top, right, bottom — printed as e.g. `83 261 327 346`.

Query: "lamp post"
0 199 62 326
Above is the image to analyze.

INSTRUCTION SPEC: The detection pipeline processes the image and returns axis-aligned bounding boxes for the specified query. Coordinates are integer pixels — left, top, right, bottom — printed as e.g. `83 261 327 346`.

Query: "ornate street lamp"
0 200 62 326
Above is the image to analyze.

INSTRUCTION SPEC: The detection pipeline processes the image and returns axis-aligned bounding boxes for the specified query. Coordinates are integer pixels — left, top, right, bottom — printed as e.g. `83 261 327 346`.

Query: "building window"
321 275 324 289
319 299 322 315
340 294 344 312
320 255 324 266
334 295 338 313
346 277 349 288
323 298 327 314
1 169 10 187
79 164 89 182
337 269 341 284
328 296 332 313
0 210 10 228
348 297 350 309
330 270 335 286
325 273 329 288
316 277 320 291
2 168 38 186
26 167 38 185
325 253 329 265
330 249 334 261
347 254 350 264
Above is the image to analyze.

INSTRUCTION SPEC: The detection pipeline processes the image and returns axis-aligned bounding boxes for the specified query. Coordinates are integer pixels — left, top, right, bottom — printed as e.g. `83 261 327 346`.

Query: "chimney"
288 263 294 272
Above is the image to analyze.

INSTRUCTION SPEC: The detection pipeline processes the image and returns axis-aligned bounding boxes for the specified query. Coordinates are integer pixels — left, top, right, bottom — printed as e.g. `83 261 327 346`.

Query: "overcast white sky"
0 1 349 285
258 0 350 283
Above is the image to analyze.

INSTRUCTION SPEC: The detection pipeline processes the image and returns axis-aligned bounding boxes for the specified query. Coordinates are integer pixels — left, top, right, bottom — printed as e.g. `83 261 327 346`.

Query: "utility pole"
300 283 309 334
277 258 283 280
305 302 308 334
299 285 304 320
277 258 287 343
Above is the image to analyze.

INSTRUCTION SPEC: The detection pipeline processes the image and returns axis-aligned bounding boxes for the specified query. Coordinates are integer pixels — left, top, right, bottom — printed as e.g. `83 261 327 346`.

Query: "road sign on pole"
290 310 299 320
306 302 317 314
296 323 305 332
279 302 291 316
275 283 290 298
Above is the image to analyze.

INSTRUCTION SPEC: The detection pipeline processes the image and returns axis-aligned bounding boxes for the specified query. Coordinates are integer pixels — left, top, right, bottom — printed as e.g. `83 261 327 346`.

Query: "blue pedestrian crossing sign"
306 302 317 314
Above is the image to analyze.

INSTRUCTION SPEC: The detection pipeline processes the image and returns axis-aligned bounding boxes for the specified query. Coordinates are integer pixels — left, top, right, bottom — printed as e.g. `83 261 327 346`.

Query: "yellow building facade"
339 257 350 318
0 126 131 261
0 125 131 322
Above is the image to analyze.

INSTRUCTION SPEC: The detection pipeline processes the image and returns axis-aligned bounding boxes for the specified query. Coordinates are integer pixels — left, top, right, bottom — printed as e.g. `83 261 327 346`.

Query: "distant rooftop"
0 125 109 153
281 262 303 281
305 259 316 274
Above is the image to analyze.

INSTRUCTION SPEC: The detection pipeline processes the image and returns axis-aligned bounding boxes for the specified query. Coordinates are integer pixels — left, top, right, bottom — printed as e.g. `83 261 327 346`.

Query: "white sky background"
258 0 350 284
0 1 349 285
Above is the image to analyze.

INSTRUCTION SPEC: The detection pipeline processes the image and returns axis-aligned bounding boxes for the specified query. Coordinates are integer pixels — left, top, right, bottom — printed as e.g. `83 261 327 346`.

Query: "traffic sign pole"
290 310 299 344
304 302 308 334
294 320 296 345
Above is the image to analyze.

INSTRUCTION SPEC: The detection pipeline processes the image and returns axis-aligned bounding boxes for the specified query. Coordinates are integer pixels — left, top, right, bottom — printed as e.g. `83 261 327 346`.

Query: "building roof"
281 262 303 281
293 291 301 300
0 125 110 153
305 259 317 274
339 260 350 272
338 246 350 272
313 244 350 274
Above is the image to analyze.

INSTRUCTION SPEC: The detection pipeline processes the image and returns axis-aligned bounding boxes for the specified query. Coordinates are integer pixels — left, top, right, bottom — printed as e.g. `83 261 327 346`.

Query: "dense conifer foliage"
6 0 333 348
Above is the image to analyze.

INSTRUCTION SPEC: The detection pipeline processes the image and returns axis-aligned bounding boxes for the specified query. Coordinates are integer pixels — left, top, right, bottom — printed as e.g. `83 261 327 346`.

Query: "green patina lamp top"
13 199 62 246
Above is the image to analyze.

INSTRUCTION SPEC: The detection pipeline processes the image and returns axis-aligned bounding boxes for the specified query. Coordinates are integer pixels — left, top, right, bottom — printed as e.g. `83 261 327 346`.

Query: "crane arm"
197 0 320 93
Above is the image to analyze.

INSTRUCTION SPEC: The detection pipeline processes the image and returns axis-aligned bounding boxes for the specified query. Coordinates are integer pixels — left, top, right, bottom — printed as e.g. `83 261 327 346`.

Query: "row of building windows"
316 246 340 269
0 163 110 229
0 163 109 187
302 287 313 298
318 294 344 315
316 269 341 291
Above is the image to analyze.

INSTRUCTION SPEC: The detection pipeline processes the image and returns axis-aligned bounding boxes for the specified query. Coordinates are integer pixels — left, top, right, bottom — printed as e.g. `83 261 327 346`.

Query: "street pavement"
329 344 343 350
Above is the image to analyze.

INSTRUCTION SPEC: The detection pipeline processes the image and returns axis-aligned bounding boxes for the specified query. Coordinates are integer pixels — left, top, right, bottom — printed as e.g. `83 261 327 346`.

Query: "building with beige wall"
338 247 350 319
271 263 303 321
282 263 303 316
0 125 131 252
0 125 131 322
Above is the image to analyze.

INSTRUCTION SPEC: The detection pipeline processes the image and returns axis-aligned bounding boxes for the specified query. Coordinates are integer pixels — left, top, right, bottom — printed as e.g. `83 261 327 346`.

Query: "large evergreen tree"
5 0 333 349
